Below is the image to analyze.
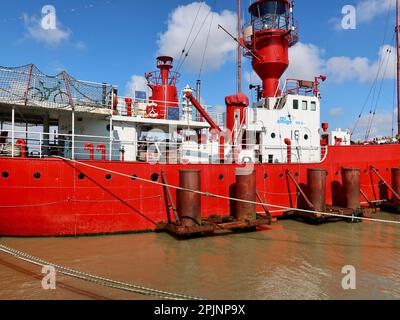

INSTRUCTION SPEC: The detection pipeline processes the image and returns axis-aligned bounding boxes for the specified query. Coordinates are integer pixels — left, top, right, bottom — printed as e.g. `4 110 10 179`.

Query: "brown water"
1 213 400 300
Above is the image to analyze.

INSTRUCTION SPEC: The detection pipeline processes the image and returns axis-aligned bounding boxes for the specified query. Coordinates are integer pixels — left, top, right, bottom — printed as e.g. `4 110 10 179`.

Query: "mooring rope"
51 156 400 226
0 244 205 300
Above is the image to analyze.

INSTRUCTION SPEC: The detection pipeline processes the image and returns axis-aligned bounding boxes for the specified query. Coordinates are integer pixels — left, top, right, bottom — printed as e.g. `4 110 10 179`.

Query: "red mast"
237 0 242 94
397 0 400 136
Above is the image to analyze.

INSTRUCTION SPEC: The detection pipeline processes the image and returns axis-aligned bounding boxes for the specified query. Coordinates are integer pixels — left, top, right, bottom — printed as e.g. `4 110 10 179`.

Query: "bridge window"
311 101 317 111
302 101 308 110
293 100 299 110
250 1 287 17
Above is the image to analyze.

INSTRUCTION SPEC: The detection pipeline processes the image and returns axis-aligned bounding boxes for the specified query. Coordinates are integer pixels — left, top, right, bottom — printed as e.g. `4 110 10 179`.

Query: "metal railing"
115 96 223 124
0 128 327 165
0 64 117 110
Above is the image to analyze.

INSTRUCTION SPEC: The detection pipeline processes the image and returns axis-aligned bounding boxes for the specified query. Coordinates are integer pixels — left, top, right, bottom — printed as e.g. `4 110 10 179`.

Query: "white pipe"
109 116 113 161
71 111 75 160
11 107 15 158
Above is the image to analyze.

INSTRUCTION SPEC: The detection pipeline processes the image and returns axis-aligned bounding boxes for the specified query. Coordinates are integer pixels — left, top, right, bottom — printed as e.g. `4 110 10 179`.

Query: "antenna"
237 0 242 94
397 0 400 136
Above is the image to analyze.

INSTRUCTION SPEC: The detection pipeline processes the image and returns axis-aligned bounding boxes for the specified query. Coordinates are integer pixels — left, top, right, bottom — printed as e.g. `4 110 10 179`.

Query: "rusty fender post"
307 168 327 212
342 168 361 210
391 168 400 201
232 168 256 221
177 170 201 227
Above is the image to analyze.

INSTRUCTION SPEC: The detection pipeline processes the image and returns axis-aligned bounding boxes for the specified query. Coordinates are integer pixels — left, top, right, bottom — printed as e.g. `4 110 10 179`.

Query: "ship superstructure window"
311 101 317 111
293 100 299 110
302 101 308 110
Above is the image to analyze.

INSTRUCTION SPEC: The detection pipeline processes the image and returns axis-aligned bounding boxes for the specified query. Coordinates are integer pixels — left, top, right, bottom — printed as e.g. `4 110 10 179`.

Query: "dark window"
311 101 317 111
264 173 268 179
105 174 112 180
271 133 276 139
151 173 160 182
268 155 274 164
78 173 85 180
2 171 9 179
33 172 41 179
293 100 299 110
304 134 309 141
218 174 224 181
250 1 287 17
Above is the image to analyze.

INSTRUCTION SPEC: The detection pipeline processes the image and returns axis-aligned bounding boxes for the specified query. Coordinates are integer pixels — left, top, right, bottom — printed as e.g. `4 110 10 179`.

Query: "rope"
0 195 162 209
175 2 204 72
365 34 395 140
0 244 205 300
51 156 400 226
351 2 394 138
176 1 217 74
198 5 215 80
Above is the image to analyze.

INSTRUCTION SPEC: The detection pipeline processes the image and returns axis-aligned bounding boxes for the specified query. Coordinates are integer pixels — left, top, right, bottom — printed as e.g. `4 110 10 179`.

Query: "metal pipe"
287 170 314 210
11 107 15 158
371 166 400 201
185 92 222 132
109 117 113 161
232 168 256 221
177 170 201 227
71 111 75 160
391 168 400 201
307 168 327 212
397 0 400 136
237 0 242 94
342 168 361 210
284 138 292 164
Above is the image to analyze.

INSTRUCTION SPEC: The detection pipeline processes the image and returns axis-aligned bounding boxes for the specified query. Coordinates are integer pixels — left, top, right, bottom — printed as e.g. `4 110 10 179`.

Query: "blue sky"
0 0 398 140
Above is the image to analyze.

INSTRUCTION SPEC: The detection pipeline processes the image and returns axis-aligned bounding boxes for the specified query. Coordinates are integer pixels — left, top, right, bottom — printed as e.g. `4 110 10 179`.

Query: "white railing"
0 128 328 165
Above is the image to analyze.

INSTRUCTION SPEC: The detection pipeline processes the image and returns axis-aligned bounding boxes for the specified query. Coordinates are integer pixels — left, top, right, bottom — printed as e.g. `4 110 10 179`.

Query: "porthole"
271 133 276 139
364 170 368 175
105 174 112 180
2 171 9 179
295 172 299 177
151 173 160 182
33 172 41 179
304 134 309 141
335 171 339 176
131 174 137 181
78 173 85 180
218 174 224 181
386 168 389 172
279 173 284 179
264 173 268 179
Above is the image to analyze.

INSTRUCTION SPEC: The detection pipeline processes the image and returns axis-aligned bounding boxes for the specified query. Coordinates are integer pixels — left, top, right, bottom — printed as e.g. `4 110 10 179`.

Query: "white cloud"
356 0 394 23
285 43 325 80
351 109 396 141
125 75 148 97
329 107 345 117
262 41 394 84
325 45 396 83
157 2 237 73
23 13 71 47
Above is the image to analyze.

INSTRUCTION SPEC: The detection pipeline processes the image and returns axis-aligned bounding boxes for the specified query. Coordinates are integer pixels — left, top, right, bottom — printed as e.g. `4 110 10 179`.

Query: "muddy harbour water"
0 212 399 300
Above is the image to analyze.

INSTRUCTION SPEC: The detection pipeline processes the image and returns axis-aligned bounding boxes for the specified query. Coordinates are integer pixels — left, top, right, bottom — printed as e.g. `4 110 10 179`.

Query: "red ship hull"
0 144 399 237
